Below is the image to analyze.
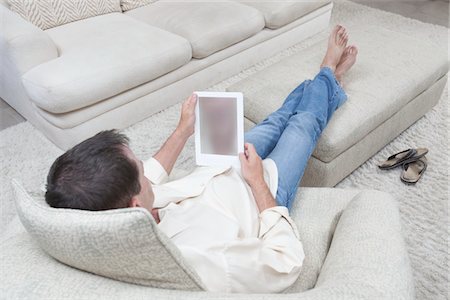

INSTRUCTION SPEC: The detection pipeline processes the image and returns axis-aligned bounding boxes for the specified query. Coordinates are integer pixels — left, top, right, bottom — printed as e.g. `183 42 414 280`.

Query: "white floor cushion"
125 0 265 59
236 0 330 29
22 13 192 114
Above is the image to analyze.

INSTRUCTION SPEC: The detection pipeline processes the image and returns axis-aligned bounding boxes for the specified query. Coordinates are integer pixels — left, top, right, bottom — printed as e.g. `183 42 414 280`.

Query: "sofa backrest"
7 0 122 30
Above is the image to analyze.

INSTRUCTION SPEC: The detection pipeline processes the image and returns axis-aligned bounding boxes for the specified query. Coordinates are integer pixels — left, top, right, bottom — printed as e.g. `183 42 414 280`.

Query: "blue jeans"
245 67 347 210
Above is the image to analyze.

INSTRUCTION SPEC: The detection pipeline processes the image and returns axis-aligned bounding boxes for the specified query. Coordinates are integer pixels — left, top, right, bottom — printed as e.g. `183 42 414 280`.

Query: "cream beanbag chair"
3 179 414 299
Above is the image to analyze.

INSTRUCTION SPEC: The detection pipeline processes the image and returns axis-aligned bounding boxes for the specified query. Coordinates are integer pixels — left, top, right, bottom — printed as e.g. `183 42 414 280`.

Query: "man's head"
45 130 154 212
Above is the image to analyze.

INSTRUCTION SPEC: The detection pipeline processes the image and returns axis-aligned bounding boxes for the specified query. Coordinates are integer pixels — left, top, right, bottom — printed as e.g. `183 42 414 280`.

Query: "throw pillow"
8 0 122 30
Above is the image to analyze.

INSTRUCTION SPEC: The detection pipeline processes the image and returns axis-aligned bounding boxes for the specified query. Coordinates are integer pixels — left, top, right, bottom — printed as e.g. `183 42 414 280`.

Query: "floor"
0 0 448 131
0 97 25 130
352 0 449 27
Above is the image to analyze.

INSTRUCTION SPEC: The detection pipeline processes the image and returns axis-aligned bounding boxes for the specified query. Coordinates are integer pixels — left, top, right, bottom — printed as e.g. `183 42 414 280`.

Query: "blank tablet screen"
199 96 237 156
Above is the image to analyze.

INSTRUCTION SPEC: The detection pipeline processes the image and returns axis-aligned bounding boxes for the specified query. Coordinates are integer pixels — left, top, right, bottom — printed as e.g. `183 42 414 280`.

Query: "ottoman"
2 183 413 299
227 26 448 187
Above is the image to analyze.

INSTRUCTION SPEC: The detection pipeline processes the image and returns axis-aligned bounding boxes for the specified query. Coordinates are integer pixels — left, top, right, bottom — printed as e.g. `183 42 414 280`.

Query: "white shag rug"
0 1 448 299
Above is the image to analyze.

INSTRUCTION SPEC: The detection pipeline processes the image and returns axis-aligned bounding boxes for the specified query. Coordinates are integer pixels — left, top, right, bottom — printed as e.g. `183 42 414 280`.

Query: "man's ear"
129 196 141 208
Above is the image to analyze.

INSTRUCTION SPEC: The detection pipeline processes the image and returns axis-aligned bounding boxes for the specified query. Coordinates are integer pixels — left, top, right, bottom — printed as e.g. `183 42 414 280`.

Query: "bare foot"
320 25 348 72
335 45 358 83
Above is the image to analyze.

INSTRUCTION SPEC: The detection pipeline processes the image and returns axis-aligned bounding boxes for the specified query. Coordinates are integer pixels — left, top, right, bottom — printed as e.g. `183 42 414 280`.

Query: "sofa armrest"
0 5 58 75
298 190 414 299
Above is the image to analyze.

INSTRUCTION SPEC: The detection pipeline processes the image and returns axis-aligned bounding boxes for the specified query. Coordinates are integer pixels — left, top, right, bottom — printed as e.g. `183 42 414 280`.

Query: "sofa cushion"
121 0 155 12
236 0 330 29
7 0 121 30
126 0 265 59
227 26 449 163
11 179 205 290
22 13 192 114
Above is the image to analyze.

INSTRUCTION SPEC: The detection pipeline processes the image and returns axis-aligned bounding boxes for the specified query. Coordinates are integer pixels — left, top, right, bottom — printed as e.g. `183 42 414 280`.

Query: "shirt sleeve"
211 206 304 293
143 157 169 185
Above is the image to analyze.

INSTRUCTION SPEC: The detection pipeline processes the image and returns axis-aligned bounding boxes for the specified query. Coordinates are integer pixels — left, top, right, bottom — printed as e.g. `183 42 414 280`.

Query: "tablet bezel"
194 91 244 168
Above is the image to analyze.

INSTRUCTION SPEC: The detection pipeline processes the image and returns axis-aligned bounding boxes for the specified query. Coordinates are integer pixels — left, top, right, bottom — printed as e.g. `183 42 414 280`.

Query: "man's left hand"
176 94 197 138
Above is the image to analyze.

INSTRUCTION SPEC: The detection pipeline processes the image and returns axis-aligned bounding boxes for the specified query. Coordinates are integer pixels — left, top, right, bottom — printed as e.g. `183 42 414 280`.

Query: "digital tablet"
194 91 244 168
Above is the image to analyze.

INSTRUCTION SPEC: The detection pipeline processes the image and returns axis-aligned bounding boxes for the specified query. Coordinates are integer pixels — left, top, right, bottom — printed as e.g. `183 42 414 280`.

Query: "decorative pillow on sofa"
7 0 122 30
121 0 156 12
11 179 205 290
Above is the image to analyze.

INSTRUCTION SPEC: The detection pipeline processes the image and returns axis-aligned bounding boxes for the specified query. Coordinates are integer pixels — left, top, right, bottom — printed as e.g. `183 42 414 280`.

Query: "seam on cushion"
190 9 264 53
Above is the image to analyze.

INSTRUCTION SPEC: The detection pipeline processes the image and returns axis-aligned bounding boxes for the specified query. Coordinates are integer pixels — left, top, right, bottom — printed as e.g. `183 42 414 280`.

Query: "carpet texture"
0 1 448 299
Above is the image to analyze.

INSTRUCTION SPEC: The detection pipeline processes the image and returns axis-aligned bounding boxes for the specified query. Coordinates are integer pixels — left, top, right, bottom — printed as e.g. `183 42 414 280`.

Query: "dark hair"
45 130 141 211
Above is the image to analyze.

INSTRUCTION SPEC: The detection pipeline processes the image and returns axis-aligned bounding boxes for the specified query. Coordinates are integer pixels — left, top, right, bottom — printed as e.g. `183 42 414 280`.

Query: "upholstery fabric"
121 0 155 12
3 182 413 298
226 26 449 163
35 6 331 130
236 0 330 29
125 0 265 58
7 0 121 30
11 179 205 291
21 13 192 114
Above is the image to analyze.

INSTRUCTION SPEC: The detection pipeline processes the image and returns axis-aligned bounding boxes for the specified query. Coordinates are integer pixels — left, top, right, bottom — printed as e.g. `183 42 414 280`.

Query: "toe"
340 34 348 45
332 25 341 37
345 45 352 54
337 31 344 42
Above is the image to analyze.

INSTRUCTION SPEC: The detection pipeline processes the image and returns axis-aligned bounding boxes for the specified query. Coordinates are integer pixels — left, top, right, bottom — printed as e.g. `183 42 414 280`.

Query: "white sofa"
0 0 332 149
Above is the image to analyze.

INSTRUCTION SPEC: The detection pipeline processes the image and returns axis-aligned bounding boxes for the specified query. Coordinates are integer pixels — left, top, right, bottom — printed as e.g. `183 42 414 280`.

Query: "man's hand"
153 93 197 175
239 143 277 212
239 143 265 187
176 94 197 138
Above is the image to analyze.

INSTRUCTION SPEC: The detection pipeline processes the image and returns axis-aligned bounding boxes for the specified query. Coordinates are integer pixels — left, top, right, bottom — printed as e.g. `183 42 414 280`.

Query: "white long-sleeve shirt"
144 157 304 293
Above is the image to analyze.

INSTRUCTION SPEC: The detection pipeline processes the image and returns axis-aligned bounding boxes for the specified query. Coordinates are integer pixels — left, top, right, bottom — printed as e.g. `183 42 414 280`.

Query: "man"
45 25 357 293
